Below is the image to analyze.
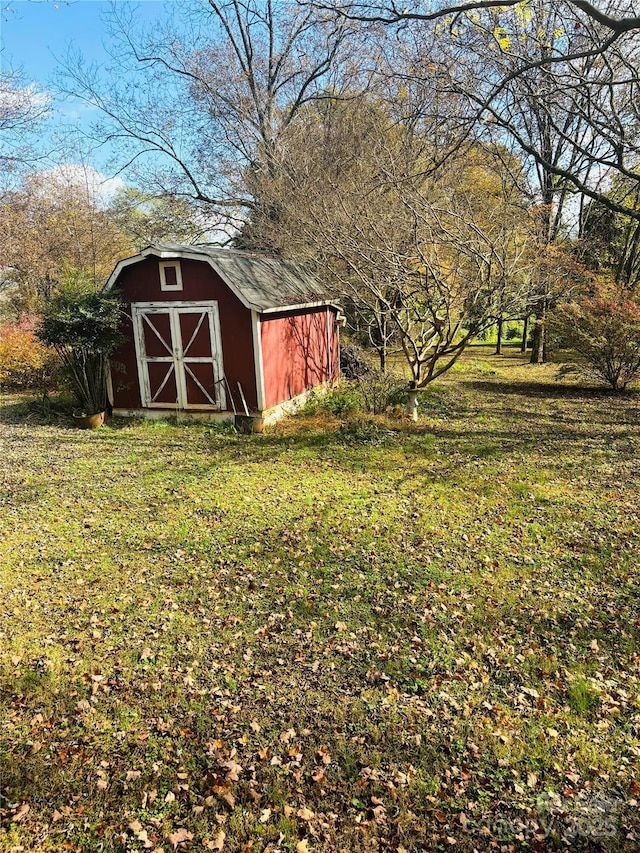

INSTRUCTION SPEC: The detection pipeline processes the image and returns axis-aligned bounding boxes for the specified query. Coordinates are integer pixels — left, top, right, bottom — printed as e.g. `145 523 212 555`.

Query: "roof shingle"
106 243 336 314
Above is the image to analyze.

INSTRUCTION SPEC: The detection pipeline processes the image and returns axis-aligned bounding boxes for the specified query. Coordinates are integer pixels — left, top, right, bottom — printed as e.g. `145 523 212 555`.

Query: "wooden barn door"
132 302 225 410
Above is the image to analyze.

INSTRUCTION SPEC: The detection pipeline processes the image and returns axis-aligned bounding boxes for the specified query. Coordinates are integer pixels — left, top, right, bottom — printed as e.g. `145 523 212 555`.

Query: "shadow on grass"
0 396 77 428
465 379 634 401
2 377 639 475
0 397 160 432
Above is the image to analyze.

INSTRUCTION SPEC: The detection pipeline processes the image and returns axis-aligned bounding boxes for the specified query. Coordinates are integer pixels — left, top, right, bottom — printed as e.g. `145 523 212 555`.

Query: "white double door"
132 302 225 410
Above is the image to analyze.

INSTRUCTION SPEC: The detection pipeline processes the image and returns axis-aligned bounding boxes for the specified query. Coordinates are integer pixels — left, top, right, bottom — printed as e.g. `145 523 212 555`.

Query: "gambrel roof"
104 244 338 314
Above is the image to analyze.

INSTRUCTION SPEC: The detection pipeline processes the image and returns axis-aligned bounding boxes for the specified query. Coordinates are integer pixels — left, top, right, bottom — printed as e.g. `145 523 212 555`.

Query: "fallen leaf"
317 746 332 765
280 728 296 743
223 759 243 781
297 806 314 821
12 803 30 822
168 828 193 848
206 831 225 851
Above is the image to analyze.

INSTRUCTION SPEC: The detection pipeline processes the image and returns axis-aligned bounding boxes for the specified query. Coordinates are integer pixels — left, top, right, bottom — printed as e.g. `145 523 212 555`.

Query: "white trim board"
251 309 266 413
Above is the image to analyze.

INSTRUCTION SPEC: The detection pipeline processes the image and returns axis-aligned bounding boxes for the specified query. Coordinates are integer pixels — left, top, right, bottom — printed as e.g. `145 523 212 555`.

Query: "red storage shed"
104 244 342 425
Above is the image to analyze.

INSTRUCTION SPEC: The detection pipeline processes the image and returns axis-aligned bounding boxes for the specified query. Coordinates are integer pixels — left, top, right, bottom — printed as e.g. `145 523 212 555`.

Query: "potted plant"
37 278 123 428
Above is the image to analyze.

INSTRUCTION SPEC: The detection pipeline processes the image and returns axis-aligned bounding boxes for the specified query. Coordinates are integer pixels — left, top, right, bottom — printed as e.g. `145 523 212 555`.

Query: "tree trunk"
529 302 547 364
406 387 419 421
521 315 529 353
374 307 387 373
495 316 503 355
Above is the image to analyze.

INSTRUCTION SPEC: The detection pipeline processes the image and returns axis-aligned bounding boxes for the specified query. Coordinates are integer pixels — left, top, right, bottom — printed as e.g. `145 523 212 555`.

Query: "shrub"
554 283 640 391
336 417 394 445
0 318 59 390
37 280 123 414
357 369 407 414
300 370 407 419
504 323 521 341
300 383 362 417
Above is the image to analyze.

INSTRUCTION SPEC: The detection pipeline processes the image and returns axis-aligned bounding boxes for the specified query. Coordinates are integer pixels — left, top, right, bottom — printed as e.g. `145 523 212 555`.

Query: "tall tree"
359 1 640 360
108 187 208 250
0 70 50 181
321 2 640 216
0 167 130 319
59 0 358 232
242 95 533 406
581 177 640 291
321 2 640 55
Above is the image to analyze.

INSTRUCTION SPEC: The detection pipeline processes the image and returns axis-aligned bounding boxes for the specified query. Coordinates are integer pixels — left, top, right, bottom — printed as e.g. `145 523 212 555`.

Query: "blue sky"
1 1 168 81
1 1 170 179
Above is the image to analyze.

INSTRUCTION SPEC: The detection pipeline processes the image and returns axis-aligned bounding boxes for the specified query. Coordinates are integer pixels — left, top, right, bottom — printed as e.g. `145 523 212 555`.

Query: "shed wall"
260 307 339 410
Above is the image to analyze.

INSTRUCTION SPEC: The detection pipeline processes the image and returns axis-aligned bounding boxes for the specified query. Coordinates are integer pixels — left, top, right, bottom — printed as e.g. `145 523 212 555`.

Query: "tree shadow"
2 373 638 473
465 378 633 401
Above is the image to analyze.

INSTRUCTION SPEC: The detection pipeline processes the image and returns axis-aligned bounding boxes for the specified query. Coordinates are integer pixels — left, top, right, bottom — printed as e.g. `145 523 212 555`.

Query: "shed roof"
105 243 338 314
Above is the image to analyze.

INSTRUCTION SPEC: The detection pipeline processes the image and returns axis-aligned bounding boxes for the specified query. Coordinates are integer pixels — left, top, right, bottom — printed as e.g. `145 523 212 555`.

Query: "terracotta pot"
73 410 106 429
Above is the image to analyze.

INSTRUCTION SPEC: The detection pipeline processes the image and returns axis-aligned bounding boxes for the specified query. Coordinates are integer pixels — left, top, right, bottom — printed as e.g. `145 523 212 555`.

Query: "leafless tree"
243 96 533 411
317 2 640 215
317 1 640 41
0 70 50 180
343 1 640 360
58 0 359 232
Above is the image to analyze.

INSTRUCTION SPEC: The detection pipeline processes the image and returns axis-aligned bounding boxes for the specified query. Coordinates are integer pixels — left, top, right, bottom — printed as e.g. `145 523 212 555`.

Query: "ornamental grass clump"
37 281 123 415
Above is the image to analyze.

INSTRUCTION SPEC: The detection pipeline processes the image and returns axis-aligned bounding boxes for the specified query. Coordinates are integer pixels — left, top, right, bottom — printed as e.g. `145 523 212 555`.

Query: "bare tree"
318 2 640 219
348 1 640 360
0 70 50 179
58 0 358 232
243 95 533 412
317 1 640 42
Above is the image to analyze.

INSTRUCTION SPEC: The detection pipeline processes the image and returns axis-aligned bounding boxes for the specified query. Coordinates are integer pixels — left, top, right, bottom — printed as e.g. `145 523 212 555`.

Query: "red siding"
110 256 258 412
261 307 339 410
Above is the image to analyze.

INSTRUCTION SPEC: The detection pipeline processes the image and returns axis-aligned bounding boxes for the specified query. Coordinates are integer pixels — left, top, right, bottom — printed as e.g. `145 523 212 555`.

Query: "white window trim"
159 260 183 291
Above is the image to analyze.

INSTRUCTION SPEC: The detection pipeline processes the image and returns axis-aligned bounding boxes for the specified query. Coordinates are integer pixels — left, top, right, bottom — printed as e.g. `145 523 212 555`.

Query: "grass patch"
1 349 639 851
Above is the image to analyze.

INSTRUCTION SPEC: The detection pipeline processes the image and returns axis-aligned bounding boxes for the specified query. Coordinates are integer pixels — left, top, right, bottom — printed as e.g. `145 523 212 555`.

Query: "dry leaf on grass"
168 828 193 848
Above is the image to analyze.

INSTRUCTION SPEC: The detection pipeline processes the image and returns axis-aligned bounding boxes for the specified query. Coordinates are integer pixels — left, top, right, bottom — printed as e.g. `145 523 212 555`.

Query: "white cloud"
31 163 126 204
0 77 50 123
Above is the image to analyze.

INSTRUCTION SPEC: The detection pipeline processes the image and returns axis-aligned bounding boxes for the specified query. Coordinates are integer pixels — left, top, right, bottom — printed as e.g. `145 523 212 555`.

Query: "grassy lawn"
1 348 639 852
